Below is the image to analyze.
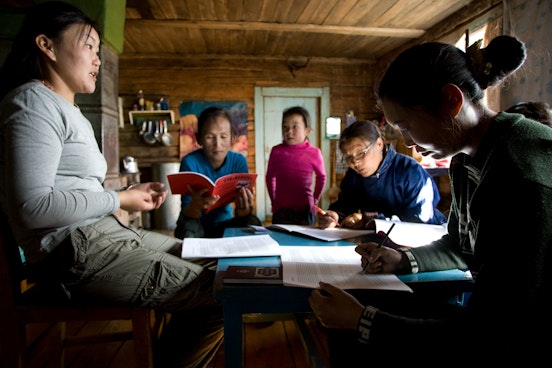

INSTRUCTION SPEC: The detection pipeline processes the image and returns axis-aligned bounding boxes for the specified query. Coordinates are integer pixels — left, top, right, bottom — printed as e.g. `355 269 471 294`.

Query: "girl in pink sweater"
265 106 327 225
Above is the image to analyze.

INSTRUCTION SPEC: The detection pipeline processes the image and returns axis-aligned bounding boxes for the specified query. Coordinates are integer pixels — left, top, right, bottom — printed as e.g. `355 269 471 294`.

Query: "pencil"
362 222 396 273
313 205 340 227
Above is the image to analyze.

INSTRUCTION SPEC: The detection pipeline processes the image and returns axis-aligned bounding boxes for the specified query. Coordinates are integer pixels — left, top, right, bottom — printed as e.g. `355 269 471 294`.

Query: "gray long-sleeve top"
0 81 119 263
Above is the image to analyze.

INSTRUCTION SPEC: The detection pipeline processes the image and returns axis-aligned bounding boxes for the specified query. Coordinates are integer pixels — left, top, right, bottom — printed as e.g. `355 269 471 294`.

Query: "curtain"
500 0 552 109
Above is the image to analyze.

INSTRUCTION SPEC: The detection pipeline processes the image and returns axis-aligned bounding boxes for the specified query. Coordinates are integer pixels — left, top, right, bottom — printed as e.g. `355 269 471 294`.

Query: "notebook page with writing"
279 245 412 292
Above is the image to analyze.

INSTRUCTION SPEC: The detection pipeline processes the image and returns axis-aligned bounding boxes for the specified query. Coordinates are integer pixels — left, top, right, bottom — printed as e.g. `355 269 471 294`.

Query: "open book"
167 171 257 213
265 224 374 242
369 219 448 248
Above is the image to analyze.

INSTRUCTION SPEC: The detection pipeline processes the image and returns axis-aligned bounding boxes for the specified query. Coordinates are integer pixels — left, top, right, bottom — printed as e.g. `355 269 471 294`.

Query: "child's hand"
317 210 339 228
342 213 364 229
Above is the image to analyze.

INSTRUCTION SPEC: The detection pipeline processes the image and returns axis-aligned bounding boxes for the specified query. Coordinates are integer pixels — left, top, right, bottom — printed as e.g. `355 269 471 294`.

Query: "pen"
313 205 340 227
362 222 396 273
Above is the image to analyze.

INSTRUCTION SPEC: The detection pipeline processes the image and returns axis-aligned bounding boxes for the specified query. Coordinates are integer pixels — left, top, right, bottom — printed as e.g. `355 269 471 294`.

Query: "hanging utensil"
138 121 147 136
160 120 175 146
143 120 157 145
153 120 161 142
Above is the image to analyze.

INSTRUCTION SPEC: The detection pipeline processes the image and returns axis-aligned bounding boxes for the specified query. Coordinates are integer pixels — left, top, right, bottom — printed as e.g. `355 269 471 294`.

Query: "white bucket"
152 162 181 230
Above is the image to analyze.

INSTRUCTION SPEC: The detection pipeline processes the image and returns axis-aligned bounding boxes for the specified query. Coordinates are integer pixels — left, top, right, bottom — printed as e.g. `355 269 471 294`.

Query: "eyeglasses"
342 142 375 165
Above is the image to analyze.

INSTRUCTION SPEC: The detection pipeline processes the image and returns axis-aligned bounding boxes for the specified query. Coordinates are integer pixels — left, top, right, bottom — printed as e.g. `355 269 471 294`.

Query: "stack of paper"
181 234 280 258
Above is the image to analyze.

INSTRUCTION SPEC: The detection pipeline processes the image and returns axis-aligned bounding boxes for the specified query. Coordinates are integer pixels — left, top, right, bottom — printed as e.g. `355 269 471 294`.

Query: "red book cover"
167 172 257 213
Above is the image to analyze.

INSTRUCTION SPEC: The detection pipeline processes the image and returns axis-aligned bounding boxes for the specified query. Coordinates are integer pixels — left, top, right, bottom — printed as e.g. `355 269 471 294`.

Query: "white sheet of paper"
279 246 412 292
372 219 447 247
181 234 281 258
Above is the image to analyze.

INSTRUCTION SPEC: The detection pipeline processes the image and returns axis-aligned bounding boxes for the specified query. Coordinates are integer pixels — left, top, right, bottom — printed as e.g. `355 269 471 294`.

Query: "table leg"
223 302 244 368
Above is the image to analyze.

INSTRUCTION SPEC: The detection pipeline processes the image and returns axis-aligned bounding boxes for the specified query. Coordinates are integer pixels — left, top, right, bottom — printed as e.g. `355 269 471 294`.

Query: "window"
456 26 488 104
455 26 487 51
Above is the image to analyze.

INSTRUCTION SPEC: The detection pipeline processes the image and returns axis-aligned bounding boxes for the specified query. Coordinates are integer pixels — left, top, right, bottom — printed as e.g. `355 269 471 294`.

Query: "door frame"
254 86 331 222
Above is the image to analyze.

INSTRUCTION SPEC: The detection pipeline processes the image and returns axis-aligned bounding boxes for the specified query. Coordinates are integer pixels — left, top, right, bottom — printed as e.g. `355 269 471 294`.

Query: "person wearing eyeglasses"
317 120 446 229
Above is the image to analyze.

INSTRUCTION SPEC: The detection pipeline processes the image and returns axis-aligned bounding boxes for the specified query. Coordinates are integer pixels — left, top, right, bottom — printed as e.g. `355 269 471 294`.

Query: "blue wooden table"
215 227 472 367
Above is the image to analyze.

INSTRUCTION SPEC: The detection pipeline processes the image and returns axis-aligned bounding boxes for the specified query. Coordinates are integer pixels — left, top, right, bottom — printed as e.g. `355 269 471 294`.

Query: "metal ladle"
153 120 161 142
139 121 147 136
160 120 175 146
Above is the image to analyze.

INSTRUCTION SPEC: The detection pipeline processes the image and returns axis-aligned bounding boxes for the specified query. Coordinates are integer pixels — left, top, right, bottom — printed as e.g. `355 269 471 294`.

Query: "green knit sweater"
359 112 552 361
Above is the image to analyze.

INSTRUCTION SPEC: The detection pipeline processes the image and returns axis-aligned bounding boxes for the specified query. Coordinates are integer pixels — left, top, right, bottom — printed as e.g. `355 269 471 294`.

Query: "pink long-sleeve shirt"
265 140 327 213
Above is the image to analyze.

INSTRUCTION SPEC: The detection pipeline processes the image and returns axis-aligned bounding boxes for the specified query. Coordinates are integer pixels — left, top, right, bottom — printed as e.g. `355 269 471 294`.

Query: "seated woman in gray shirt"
0 2 222 367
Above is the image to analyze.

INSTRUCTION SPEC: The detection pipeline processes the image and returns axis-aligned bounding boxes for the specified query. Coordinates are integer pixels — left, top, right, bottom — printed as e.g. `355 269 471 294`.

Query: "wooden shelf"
128 110 175 127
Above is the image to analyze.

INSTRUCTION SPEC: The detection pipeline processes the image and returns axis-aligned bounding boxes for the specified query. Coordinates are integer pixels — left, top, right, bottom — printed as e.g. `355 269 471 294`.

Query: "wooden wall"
117 57 377 185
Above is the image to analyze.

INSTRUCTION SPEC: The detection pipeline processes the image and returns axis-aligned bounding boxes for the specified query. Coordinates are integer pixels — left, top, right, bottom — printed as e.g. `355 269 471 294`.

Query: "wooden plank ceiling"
123 0 494 61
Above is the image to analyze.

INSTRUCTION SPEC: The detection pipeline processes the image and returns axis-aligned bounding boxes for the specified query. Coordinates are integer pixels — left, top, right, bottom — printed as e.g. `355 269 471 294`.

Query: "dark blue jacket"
329 144 447 224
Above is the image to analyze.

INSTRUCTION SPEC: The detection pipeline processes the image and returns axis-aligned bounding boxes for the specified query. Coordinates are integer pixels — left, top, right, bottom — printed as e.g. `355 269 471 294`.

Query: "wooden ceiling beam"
126 19 425 38
119 53 375 65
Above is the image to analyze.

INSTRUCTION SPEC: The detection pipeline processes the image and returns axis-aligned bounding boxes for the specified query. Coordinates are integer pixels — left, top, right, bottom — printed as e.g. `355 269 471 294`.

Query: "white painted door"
255 87 330 222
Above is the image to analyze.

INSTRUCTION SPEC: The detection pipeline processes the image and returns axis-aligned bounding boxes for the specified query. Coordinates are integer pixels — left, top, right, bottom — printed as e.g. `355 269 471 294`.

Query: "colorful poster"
179 101 248 159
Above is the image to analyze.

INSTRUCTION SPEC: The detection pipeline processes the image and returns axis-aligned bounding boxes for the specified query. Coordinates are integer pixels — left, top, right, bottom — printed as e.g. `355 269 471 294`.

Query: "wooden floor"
25 313 329 368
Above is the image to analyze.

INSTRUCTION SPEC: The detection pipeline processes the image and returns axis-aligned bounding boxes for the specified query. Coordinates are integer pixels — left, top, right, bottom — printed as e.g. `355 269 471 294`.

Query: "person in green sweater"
505 100 552 127
308 35 552 365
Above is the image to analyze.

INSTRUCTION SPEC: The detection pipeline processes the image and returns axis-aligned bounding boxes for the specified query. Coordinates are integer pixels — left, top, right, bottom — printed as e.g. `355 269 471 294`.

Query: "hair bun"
468 35 526 89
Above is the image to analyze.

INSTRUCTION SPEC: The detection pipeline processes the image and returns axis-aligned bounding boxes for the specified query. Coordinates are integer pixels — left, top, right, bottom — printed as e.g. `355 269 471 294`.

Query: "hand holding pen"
313 205 340 227
362 223 396 273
